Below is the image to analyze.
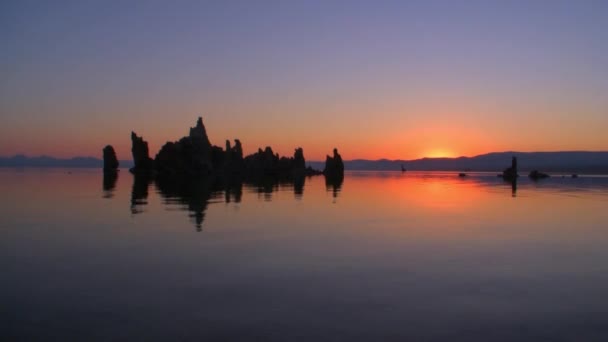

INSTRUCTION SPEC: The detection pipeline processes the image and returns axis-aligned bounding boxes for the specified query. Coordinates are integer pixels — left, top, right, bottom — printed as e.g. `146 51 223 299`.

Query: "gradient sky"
1 0 607 161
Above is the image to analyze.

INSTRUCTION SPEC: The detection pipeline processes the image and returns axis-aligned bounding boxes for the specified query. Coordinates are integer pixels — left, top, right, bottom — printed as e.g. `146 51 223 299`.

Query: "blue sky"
1 0 607 159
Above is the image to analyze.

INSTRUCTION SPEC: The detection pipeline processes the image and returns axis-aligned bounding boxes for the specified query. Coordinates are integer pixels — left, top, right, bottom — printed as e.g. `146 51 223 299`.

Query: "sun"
423 149 455 158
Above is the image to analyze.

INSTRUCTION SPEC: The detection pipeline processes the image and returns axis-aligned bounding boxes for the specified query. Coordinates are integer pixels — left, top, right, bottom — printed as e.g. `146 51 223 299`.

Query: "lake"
2 168 608 341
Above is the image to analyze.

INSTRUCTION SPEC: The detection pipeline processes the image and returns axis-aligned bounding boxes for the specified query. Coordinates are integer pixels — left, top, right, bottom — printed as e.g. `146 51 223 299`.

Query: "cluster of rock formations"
497 156 551 182
497 156 552 181
115 117 343 181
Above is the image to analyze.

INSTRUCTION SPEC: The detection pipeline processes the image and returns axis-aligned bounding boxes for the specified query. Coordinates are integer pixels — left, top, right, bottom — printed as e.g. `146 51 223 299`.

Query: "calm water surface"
2 169 608 341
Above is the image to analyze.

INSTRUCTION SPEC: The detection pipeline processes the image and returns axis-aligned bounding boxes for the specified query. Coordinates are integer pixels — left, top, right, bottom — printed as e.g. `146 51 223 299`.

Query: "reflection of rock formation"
224 178 243 204
325 175 344 199
128 172 307 231
131 173 152 214
250 176 280 201
102 145 119 171
511 179 517 197
293 175 305 199
155 176 220 232
324 148 345 181
102 171 118 198
130 132 154 173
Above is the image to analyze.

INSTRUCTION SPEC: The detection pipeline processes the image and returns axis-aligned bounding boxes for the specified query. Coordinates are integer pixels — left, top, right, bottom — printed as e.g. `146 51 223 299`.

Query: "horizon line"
4 149 608 163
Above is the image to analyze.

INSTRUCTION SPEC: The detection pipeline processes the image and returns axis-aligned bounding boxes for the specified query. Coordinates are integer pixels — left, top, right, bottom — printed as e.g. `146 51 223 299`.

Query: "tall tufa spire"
189 116 211 147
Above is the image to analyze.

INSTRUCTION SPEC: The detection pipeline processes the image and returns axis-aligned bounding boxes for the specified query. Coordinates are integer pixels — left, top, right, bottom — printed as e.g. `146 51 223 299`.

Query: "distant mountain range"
311 151 608 173
0 155 134 168
3 151 608 173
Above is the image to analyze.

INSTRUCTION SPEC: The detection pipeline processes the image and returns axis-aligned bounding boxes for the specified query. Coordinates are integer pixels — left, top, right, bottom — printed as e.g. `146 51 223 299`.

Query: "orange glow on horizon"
2 113 604 162
421 148 457 159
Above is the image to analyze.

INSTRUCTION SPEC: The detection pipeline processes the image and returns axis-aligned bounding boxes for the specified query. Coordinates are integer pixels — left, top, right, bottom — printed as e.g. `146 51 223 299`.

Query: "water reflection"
293 176 305 199
131 174 152 214
130 174 310 230
123 171 608 231
155 176 222 232
7 168 608 341
505 178 517 197
102 171 118 198
325 175 343 199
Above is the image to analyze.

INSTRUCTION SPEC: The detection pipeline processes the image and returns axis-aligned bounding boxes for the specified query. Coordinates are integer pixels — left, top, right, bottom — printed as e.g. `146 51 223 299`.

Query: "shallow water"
2 169 608 341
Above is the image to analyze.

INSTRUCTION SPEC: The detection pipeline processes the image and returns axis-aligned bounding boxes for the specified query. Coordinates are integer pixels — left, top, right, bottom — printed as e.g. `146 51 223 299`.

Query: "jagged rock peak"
189 116 211 143
130 131 153 171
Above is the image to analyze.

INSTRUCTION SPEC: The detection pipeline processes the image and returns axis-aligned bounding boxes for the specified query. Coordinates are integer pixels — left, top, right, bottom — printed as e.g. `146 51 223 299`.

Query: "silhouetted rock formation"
190 117 212 145
221 139 244 174
130 132 154 173
501 156 519 180
529 170 550 180
124 117 325 180
243 146 280 177
102 145 119 171
324 148 345 181
155 137 212 176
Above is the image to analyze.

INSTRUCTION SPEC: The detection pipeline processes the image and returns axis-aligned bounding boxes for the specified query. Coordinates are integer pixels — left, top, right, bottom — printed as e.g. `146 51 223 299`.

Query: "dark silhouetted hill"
4 151 608 173
307 151 608 173
0 155 134 168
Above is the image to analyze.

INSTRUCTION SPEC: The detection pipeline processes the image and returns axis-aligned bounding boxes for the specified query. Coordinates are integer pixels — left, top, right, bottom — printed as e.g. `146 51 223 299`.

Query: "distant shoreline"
3 151 608 173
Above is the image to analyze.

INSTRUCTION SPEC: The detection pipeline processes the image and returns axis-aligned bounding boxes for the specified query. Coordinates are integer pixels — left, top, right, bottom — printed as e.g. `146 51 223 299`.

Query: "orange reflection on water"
343 171 490 213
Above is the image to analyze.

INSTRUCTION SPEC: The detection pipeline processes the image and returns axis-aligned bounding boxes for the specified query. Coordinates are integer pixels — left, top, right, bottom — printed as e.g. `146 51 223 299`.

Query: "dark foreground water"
2 168 608 341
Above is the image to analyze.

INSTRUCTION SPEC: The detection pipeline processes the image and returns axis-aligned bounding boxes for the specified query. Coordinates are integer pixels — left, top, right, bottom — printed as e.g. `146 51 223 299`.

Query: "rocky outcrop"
243 146 280 176
155 118 236 176
240 146 316 179
102 145 119 171
223 139 244 174
529 170 549 180
501 156 518 181
130 132 154 173
324 148 344 180
155 136 212 176
189 117 212 147
125 117 325 179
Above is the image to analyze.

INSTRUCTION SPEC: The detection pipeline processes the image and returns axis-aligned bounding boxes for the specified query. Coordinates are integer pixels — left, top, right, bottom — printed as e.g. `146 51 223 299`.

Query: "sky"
1 0 607 161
